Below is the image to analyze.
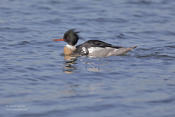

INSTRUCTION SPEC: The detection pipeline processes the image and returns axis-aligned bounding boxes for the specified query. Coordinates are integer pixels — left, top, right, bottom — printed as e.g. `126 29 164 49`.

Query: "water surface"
0 0 175 117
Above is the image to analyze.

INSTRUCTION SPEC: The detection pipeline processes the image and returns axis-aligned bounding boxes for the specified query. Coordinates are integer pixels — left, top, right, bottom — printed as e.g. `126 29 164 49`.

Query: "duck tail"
127 46 137 51
131 46 137 49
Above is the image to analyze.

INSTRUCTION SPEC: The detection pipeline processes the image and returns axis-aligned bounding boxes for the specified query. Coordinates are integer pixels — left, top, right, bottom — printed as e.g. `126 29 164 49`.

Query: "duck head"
54 29 79 55
54 29 79 46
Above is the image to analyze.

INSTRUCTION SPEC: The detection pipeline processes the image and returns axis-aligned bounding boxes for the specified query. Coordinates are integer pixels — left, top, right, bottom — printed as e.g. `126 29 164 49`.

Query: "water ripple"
1 0 175 117
0 27 31 33
147 97 175 104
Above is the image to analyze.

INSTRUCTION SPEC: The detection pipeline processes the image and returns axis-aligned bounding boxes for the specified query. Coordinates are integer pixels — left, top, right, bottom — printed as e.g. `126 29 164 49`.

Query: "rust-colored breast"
64 46 74 55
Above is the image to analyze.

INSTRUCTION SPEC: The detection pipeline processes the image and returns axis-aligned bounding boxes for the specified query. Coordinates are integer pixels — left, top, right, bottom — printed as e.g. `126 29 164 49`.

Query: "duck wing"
75 40 122 55
77 40 122 49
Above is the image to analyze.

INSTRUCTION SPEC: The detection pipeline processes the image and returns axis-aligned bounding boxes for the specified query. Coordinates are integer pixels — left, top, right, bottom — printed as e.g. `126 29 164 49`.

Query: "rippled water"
0 0 175 117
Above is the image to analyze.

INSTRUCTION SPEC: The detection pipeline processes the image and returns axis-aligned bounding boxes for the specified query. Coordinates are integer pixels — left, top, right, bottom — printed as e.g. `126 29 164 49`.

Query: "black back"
77 40 122 49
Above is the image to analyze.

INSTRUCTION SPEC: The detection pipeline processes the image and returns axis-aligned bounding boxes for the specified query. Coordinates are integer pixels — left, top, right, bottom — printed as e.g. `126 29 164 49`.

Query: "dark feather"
75 40 122 55
76 40 122 49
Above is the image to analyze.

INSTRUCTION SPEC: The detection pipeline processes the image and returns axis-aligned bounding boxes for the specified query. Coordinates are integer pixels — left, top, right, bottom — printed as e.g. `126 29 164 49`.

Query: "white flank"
88 47 119 57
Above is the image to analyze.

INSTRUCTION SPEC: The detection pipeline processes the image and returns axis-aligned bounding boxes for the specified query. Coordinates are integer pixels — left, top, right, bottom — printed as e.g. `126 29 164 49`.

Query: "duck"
53 29 136 57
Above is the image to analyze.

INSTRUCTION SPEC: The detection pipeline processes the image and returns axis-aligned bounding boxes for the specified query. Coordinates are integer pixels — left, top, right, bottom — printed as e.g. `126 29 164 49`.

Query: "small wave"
135 47 175 59
126 0 161 5
126 0 152 5
116 33 128 39
94 17 128 23
29 4 52 11
18 41 30 45
147 97 175 104
0 27 31 33
165 45 175 48
43 18 62 25
7 41 31 47
163 31 175 36
137 54 175 59
48 0 61 4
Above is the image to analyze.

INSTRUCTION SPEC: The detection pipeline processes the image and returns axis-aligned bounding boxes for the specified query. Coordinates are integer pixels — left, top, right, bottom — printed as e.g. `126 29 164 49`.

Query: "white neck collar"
66 44 76 50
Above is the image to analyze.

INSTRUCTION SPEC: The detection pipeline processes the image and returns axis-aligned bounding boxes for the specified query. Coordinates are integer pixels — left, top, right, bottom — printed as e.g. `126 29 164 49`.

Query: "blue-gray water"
0 0 175 117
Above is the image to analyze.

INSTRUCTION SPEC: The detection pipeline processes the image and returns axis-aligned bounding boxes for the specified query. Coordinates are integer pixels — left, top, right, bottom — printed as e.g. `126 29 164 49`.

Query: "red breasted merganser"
54 29 137 57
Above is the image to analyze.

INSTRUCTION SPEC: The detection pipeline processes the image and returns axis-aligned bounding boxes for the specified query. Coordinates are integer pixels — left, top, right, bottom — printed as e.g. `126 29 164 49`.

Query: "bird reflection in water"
63 54 102 74
63 55 78 74
85 61 101 72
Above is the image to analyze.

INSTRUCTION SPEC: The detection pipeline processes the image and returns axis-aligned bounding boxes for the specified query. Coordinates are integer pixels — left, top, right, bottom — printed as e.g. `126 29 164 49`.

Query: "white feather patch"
66 44 76 50
88 47 119 57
